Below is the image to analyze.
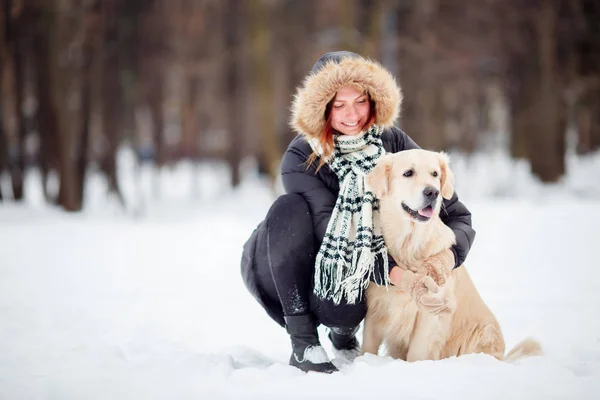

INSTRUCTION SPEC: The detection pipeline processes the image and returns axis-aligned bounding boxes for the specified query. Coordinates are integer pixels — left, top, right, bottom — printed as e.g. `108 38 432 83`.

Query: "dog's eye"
403 169 414 178
432 171 438 177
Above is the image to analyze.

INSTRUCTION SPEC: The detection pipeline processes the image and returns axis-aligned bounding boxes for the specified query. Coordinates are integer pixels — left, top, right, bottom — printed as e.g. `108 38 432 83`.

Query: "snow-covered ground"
1 148 599 399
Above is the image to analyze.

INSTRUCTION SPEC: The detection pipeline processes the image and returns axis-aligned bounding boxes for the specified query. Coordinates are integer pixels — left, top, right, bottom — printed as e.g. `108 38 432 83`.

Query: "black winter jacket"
281 126 476 270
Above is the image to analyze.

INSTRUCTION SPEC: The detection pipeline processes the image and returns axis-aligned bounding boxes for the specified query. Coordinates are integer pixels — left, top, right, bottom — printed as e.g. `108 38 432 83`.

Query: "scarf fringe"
314 247 389 305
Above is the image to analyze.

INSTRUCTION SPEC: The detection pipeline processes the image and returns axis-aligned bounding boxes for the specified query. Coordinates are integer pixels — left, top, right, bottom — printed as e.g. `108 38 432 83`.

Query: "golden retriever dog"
362 149 541 362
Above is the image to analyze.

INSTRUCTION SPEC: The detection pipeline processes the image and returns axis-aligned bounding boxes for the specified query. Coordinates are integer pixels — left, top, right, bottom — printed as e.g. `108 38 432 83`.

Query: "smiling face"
330 86 372 136
367 150 455 223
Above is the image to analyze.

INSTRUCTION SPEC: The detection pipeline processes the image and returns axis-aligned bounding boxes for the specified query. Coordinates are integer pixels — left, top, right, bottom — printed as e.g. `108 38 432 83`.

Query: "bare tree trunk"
100 52 125 205
576 90 600 154
10 33 25 201
249 0 279 186
396 3 433 148
139 1 166 169
0 93 4 201
224 0 243 187
460 80 479 154
5 0 27 200
137 65 166 200
395 5 412 134
99 0 125 206
180 76 200 159
175 0 210 160
77 14 96 206
279 0 315 149
0 60 4 202
181 76 201 199
415 0 445 150
508 62 535 160
589 91 600 152
77 63 90 206
133 2 167 199
416 82 446 150
175 0 200 161
32 36 56 201
529 2 565 182
570 0 600 154
506 11 536 161
147 75 165 166
0 118 3 200
339 0 357 52
0 1 6 201
475 78 492 148
359 0 382 59
51 1 82 211
31 2 61 204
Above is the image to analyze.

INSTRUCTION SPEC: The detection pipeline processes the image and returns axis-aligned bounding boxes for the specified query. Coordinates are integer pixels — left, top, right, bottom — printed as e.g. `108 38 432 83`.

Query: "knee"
265 193 313 233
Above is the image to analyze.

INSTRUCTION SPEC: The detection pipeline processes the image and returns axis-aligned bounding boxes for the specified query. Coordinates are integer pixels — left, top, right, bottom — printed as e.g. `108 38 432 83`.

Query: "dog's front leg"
361 311 383 356
406 311 450 362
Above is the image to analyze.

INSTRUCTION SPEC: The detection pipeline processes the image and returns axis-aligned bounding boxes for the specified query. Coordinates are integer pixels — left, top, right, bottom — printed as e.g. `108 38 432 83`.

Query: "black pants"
243 193 366 329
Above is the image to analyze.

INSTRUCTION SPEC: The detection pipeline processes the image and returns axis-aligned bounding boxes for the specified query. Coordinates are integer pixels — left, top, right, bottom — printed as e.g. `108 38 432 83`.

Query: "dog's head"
367 149 455 222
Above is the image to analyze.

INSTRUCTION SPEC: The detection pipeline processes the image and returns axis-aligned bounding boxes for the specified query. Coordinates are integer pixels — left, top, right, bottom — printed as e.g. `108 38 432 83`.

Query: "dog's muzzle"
402 186 439 222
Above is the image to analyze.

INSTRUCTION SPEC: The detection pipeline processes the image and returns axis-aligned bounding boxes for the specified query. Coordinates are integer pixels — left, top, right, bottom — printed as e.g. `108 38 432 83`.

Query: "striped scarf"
309 124 390 305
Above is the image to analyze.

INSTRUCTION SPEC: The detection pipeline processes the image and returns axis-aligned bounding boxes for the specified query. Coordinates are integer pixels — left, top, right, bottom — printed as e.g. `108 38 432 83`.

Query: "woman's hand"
389 266 452 315
417 248 455 286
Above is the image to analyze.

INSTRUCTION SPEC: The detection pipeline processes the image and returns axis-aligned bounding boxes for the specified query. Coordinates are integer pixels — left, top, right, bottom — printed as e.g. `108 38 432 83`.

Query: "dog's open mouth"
402 202 435 222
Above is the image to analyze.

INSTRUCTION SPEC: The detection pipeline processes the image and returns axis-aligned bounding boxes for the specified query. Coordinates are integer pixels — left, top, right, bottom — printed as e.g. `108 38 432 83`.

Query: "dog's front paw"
416 265 444 286
417 293 455 316
419 249 455 286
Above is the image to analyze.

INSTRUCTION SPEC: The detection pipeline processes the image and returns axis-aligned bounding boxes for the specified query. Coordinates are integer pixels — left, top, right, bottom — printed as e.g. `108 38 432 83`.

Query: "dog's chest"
366 285 416 320
396 244 427 273
396 224 455 272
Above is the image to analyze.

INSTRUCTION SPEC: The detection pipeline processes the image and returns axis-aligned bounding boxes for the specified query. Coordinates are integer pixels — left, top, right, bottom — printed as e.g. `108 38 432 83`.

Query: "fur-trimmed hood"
290 51 403 140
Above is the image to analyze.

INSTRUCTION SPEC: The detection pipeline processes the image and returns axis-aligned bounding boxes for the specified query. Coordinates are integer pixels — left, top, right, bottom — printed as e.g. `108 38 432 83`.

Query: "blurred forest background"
0 0 599 211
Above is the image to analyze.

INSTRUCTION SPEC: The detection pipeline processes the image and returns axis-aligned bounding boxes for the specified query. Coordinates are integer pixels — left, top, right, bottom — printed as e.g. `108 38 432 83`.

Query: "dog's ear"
368 155 393 198
438 152 455 200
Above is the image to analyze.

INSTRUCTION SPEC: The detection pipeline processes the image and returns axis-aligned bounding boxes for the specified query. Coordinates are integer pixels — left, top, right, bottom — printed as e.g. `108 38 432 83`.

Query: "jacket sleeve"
390 127 476 268
439 193 476 268
280 143 336 244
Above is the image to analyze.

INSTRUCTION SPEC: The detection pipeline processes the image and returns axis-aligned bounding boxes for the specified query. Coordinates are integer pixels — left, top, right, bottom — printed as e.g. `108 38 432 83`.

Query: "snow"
1 148 599 399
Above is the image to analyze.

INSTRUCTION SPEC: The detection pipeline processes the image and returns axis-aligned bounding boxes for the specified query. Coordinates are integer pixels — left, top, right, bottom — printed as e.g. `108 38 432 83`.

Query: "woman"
241 51 475 373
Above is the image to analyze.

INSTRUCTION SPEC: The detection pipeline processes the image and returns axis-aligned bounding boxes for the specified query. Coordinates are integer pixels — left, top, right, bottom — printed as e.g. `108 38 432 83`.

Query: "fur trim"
290 57 402 139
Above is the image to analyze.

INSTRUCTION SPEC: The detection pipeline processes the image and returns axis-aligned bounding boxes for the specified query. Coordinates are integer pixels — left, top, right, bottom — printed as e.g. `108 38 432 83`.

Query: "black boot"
328 326 361 362
285 314 338 374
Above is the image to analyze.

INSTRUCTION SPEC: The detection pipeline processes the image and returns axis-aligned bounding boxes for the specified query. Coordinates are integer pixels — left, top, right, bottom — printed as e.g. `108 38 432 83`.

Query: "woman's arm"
439 193 476 268
280 139 337 243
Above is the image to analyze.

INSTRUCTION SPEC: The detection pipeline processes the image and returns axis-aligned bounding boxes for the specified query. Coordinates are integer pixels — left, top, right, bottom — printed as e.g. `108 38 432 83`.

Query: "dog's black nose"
423 186 439 199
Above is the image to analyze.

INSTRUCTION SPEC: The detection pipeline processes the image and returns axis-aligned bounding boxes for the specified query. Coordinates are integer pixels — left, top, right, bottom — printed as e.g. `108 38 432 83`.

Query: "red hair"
307 98 376 172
